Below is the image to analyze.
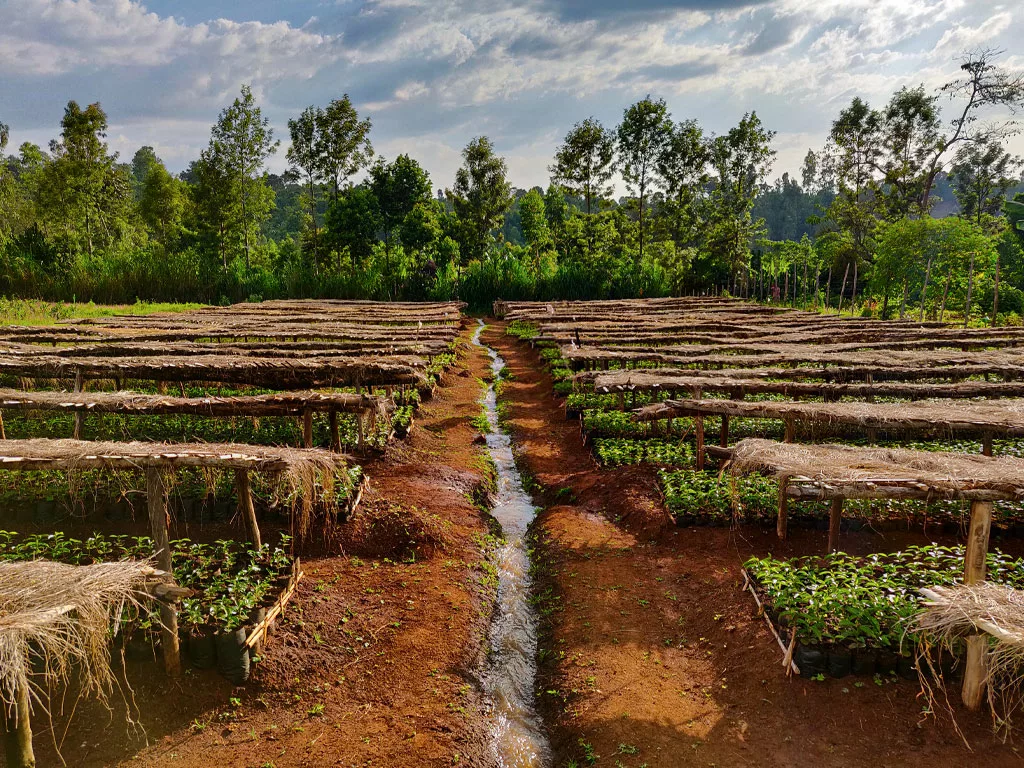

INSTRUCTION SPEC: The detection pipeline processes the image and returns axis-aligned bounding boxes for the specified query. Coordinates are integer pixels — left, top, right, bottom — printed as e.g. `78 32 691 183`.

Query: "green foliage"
746 546 1024 650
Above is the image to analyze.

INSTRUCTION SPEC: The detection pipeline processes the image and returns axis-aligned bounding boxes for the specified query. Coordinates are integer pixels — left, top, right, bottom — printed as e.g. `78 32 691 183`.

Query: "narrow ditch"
471 320 551 768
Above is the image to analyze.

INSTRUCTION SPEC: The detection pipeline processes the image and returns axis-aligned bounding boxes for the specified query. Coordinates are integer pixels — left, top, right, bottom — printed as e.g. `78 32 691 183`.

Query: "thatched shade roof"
727 438 1024 501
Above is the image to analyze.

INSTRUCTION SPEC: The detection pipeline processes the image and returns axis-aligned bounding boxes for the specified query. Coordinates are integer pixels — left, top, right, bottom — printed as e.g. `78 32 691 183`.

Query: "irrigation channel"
472 320 551 768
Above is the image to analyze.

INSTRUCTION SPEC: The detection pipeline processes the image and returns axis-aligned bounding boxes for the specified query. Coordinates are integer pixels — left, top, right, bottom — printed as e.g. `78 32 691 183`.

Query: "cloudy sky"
1 0 1021 192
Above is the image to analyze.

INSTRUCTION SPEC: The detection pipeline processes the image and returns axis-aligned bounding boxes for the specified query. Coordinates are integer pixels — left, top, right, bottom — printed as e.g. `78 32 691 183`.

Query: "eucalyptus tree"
448 136 513 262
287 106 325 257
318 96 373 203
617 97 672 261
369 154 432 257
706 112 775 292
550 117 615 215
950 138 1023 224
655 118 709 252
208 85 279 270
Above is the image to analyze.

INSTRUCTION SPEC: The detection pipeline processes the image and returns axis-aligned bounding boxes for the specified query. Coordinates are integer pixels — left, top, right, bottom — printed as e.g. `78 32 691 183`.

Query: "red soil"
484 322 1023 768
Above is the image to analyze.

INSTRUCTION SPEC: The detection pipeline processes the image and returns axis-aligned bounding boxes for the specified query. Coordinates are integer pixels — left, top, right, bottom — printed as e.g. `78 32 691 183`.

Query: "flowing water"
471 320 551 768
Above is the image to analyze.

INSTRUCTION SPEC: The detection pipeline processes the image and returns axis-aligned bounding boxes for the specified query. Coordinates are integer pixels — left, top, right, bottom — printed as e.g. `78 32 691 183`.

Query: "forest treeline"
1 51 1023 317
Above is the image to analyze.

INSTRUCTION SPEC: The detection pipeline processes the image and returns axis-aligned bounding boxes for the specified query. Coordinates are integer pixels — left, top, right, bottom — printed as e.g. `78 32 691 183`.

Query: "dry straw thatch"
727 438 1024 499
0 439 356 539
0 559 154 715
915 583 1024 736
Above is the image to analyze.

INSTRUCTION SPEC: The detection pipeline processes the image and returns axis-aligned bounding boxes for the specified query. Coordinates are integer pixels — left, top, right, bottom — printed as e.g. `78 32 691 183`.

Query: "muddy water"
471 321 551 768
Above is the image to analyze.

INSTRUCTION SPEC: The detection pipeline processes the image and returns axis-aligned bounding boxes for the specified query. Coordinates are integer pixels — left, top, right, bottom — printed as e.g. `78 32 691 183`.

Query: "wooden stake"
302 409 313 449
234 469 262 549
0 410 5 440
777 481 789 540
982 433 993 457
962 499 993 711
783 417 795 444
719 414 729 448
329 410 341 452
828 498 843 554
2 681 34 768
73 370 84 440
146 467 180 677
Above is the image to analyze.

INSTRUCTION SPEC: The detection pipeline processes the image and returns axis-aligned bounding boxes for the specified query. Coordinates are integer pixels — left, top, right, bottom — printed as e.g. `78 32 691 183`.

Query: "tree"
318 96 373 202
655 119 708 251
0 122 8 151
950 138 1023 223
287 106 325 258
369 154 432 256
138 158 185 244
325 187 381 266
518 188 550 257
400 200 442 254
877 85 942 218
918 49 1024 211
448 137 513 262
550 117 615 214
617 96 672 261
208 85 279 270
39 101 134 259
129 146 160 199
706 112 775 292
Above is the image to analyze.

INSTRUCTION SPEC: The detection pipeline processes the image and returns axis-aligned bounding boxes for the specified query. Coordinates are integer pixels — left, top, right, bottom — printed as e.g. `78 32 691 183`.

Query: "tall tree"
918 49 1024 211
40 101 133 258
706 112 775 290
950 138 1023 223
655 118 708 251
0 122 8 151
287 106 324 257
877 85 942 218
138 160 185 245
447 137 513 262
616 96 672 261
318 96 373 203
550 117 615 214
208 85 279 270
369 154 432 256
129 146 160 200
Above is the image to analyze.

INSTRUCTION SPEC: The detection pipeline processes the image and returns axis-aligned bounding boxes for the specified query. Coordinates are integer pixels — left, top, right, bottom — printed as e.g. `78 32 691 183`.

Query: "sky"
1 0 1022 193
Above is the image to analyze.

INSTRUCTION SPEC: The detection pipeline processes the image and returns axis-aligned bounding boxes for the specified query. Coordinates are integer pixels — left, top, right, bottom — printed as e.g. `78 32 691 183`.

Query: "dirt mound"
339 499 453 560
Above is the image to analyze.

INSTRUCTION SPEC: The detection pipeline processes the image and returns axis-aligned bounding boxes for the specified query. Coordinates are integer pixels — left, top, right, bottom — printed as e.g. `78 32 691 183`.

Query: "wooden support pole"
719 414 729 448
356 412 365 449
777 480 789 540
146 467 180 677
982 433 993 457
695 412 705 470
2 681 34 768
73 370 84 440
329 410 341 452
828 498 843 554
302 409 313 449
234 469 262 549
784 417 795 444
962 500 993 711
0 410 5 440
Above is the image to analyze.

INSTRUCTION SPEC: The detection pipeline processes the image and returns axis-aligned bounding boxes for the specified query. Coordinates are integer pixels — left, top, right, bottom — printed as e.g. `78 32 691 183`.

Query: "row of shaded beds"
497 296 1024 710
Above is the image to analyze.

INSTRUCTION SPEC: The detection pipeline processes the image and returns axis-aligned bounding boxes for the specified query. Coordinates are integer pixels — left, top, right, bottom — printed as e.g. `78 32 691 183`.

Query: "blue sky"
1 0 1021 192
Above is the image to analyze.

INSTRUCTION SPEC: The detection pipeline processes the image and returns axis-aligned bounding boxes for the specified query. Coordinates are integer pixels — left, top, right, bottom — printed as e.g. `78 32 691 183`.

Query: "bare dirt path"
485 322 1023 768
32 327 499 768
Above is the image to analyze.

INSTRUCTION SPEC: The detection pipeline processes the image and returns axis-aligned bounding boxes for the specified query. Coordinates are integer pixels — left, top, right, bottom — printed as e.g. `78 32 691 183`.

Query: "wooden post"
2 681 34 768
828 498 843 554
784 417 795 444
302 409 313 449
693 388 705 471
234 469 262 549
777 481 789 540
73 370 84 440
962 500 993 711
356 412 365 449
0 410 5 440
146 467 181 677
618 392 625 411
981 433 993 457
719 414 729 448
329 410 341 452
